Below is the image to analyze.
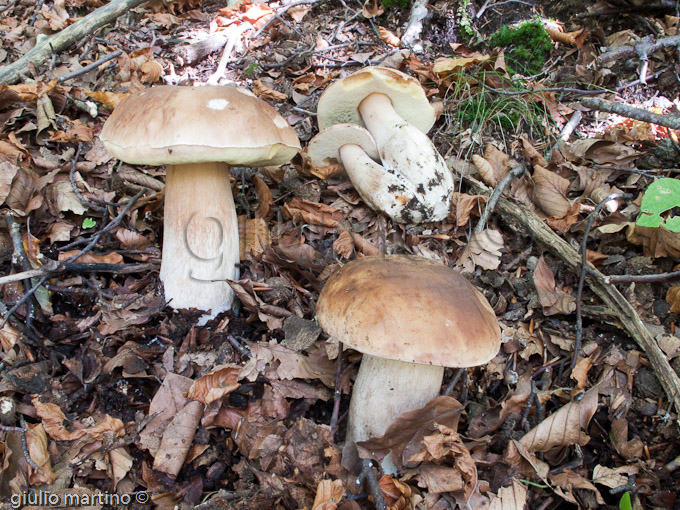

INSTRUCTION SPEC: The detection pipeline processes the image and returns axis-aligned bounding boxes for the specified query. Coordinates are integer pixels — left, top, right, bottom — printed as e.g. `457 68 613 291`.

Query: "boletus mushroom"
100 85 300 319
316 67 453 223
316 255 501 472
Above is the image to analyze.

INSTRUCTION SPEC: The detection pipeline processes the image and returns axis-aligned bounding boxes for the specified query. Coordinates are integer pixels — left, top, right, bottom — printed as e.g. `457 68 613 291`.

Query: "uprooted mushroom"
313 66 453 223
100 85 300 321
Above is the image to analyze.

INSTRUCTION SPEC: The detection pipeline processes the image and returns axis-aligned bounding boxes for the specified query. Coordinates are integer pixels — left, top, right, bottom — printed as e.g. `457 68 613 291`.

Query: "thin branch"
475 165 526 233
581 97 680 130
357 460 387 510
57 49 122 83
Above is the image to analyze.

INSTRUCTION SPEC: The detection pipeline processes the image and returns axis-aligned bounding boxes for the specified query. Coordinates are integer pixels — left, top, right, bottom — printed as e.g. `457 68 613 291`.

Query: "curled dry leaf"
667 287 680 313
489 479 528 510
238 216 271 259
484 144 511 184
379 475 415 508
361 0 383 18
115 228 152 250
379 26 400 47
252 174 273 219
456 229 504 272
253 79 288 101
153 400 204 479
140 60 163 83
549 469 605 506
532 255 576 315
282 197 344 227
312 479 345 510
532 165 571 218
520 135 548 168
471 154 497 187
26 423 57 485
451 192 487 227
545 25 586 47
32 397 125 442
187 364 240 404
592 464 639 489
333 229 354 259
59 249 124 264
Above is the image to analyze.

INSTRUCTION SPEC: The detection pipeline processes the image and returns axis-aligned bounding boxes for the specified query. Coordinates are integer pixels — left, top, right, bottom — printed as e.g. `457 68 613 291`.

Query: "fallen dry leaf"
532 255 576 315
253 79 287 101
312 479 345 510
532 165 571 217
186 364 240 404
520 135 548 168
282 198 344 227
379 26 400 47
238 216 271 259
26 423 57 485
361 0 383 18
32 398 125 442
153 400 203 479
456 229 504 272
489 479 528 510
59 250 124 264
252 174 273 219
451 192 487 227
333 229 354 258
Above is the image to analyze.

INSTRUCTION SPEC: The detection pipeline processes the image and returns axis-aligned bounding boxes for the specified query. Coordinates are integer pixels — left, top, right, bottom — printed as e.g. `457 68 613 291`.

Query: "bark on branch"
0 0 148 86
581 97 680 130
598 34 680 64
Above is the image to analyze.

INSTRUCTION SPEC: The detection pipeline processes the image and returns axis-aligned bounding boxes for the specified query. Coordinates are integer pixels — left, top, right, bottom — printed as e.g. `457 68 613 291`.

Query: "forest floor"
0 0 680 508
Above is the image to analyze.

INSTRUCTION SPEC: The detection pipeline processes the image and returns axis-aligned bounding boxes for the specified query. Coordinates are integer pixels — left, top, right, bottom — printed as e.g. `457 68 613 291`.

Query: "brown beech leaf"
252 174 273 219
627 224 680 258
26 423 57 485
238 216 271 259
333 229 354 258
532 165 571 217
667 286 680 313
518 384 599 452
351 231 380 256
32 398 126 441
379 26 400 47
312 479 345 510
484 144 511 183
379 476 415 508
451 192 487 227
488 479 528 510
456 229 504 272
592 464 639 489
253 79 287 101
570 356 592 389
357 396 464 471
282 197 343 227
549 469 605 506
361 0 383 18
520 135 548 168
532 255 576 315
545 25 586 48
115 228 151 250
153 400 203 479
0 162 19 207
83 89 128 109
471 154 497 187
140 60 163 83
310 162 344 179
186 364 240 404
59 250 124 264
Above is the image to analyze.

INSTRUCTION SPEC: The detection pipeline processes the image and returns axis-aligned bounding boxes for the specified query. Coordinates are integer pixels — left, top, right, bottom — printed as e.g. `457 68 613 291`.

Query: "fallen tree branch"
455 166 680 419
581 97 680 130
0 262 158 286
0 0 148 85
598 34 680 65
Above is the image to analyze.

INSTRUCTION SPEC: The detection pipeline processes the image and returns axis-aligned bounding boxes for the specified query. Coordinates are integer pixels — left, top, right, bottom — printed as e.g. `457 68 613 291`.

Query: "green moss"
382 0 410 10
489 20 553 76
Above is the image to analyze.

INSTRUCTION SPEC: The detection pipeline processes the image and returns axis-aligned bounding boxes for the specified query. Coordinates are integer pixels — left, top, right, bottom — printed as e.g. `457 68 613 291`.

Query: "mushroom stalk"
160 162 239 316
346 354 444 474
358 93 453 221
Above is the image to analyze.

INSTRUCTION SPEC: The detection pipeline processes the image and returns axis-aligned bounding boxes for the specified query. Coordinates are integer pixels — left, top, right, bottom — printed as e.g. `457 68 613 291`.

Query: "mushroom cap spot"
317 66 436 133
99 85 301 167
307 123 380 167
316 255 501 367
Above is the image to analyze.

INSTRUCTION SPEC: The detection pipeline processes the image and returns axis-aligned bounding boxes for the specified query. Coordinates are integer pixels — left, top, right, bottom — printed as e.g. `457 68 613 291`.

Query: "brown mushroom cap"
316 67 436 133
99 85 301 167
316 255 501 367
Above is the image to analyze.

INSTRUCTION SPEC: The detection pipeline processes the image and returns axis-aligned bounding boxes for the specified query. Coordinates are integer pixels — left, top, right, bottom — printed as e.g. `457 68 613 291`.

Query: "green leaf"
636 178 680 231
619 491 632 510
82 217 96 229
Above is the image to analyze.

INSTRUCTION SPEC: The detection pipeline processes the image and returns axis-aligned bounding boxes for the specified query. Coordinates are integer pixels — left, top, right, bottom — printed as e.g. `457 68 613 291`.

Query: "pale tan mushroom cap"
316 67 436 133
307 123 380 167
316 255 501 367
100 85 301 166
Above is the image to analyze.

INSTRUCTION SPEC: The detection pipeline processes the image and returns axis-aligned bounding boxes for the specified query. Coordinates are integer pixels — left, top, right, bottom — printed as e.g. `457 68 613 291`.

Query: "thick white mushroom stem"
358 93 453 222
160 162 239 318
338 144 433 223
345 354 444 474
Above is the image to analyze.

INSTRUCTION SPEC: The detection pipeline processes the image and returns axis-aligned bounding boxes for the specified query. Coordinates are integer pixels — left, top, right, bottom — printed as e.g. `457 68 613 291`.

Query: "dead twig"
4 214 37 330
1 190 145 329
598 34 680 65
475 165 526 233
57 49 121 83
581 97 680 130
356 460 387 510
0 262 158 286
573 192 633 371
455 168 680 419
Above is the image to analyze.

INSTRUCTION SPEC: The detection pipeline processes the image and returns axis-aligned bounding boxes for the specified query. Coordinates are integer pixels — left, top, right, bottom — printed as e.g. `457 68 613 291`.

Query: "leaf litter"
0 0 679 509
